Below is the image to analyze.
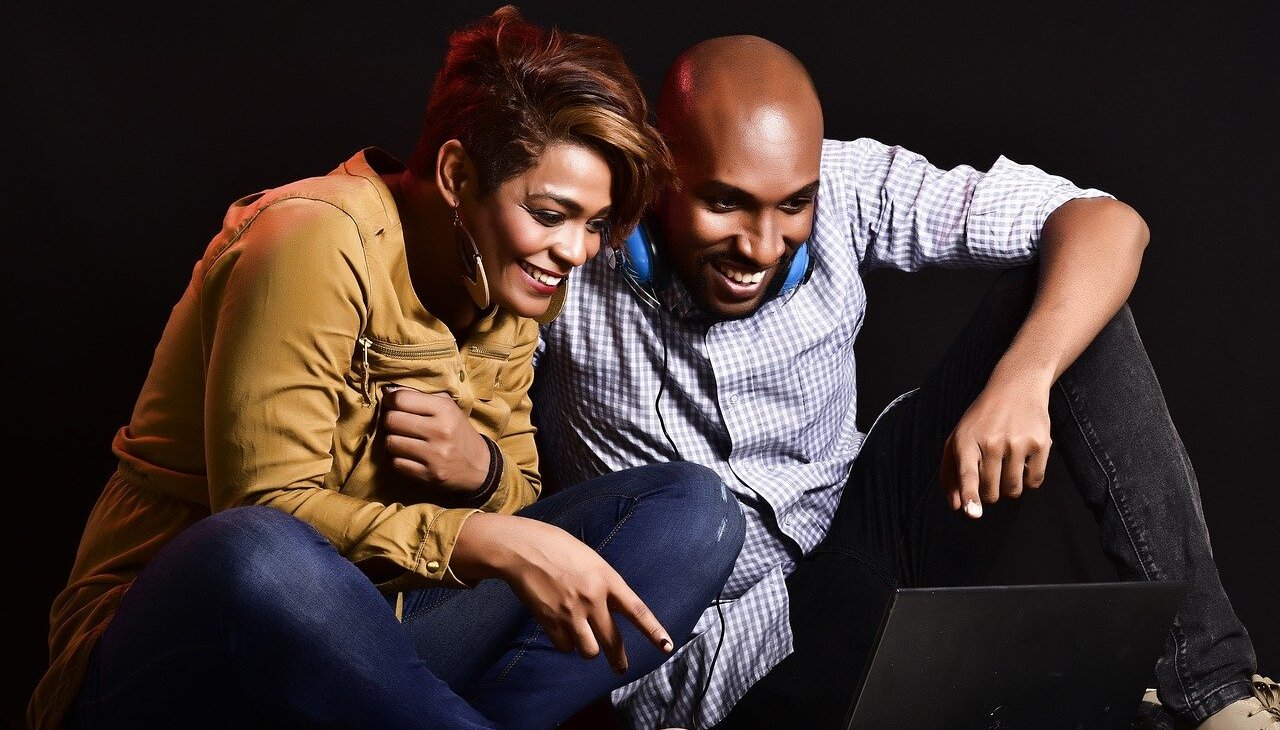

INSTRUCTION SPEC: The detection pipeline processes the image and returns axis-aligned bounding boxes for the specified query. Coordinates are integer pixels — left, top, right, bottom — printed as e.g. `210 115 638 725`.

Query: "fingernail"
614 663 628 676
965 499 982 519
661 638 673 652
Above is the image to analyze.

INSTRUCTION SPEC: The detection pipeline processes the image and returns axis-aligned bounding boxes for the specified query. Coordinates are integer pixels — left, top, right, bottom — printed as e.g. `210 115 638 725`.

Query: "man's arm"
941 196 1151 516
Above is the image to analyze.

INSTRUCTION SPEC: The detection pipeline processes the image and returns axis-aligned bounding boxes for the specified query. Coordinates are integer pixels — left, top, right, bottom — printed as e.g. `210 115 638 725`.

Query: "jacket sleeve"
200 197 476 589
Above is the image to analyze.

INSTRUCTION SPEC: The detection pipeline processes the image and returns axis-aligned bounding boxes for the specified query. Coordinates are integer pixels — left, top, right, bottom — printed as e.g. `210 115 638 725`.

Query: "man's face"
655 107 822 320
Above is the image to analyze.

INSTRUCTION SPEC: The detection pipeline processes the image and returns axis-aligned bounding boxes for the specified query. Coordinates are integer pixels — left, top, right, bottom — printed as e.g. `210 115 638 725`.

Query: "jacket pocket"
355 337 459 405
464 343 511 401
328 337 459 500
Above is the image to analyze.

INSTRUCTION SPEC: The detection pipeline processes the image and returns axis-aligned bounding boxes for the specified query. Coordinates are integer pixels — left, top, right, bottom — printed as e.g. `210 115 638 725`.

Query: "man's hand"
941 372 1053 519
381 385 490 493
939 197 1148 519
451 512 675 675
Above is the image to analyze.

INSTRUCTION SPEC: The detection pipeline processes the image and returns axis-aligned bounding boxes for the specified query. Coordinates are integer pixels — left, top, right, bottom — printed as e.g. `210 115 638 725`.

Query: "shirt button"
730 393 740 405
426 560 441 572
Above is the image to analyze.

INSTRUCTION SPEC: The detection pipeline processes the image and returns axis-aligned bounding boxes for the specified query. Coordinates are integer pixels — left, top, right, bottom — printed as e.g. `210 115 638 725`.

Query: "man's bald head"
656 35 823 162
650 36 825 321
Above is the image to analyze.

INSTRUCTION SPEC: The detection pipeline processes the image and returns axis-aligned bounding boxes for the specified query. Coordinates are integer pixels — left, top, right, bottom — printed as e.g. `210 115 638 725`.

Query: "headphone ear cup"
622 222 660 287
778 242 811 296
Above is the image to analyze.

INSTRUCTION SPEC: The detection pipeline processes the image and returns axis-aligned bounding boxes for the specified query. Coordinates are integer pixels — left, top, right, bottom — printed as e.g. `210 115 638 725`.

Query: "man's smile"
709 259 774 301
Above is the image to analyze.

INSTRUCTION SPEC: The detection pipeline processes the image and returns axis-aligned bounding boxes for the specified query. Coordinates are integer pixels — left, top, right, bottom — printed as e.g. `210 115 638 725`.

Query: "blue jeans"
715 266 1256 728
67 461 745 730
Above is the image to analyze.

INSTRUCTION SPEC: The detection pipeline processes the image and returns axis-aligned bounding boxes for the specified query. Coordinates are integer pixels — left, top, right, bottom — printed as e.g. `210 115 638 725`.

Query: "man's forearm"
988 196 1151 391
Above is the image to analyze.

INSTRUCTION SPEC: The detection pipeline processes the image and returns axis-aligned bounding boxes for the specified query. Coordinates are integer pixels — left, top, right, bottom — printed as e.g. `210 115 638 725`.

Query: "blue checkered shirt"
532 137 1110 729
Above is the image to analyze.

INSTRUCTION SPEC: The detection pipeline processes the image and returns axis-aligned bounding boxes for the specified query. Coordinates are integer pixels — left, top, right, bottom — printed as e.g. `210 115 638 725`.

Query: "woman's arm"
452 511 673 676
380 331 673 673
200 198 479 588
381 316 543 512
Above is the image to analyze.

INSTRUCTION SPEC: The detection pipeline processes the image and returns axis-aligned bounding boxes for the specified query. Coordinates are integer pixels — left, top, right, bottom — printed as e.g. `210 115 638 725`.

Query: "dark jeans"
67 461 745 730
715 267 1256 729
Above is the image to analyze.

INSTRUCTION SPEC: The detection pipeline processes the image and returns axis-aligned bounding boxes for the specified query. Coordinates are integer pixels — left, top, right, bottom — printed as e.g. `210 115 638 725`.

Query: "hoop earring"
454 205 491 310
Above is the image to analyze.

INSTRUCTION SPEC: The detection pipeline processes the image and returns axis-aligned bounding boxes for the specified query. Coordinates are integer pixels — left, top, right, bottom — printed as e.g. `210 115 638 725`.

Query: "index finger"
608 577 673 654
941 433 962 511
956 440 983 519
382 386 454 416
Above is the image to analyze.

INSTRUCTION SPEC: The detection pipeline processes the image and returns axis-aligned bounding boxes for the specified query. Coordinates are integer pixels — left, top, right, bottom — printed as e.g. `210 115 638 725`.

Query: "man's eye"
530 209 565 226
780 198 814 213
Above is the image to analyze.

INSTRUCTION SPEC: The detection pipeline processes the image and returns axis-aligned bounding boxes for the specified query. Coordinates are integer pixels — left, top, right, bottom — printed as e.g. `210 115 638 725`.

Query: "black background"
4 2 1276 727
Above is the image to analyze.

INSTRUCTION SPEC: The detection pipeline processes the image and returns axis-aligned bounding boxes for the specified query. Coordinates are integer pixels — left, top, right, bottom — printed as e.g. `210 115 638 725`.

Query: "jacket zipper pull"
358 336 373 406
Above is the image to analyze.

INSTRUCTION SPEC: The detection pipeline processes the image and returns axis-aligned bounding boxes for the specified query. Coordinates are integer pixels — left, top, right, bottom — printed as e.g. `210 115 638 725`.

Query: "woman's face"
464 141 612 319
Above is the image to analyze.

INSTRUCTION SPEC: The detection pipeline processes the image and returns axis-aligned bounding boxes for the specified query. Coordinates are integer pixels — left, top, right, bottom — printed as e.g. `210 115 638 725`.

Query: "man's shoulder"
820 136 901 174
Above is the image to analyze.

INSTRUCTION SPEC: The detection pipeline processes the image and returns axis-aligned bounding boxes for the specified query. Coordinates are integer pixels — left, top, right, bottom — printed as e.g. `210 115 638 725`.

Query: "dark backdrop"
5 1 1276 727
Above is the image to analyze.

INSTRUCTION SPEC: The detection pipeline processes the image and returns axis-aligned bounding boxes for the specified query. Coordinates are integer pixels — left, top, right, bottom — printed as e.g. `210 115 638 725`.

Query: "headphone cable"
654 306 683 463
691 591 727 730
655 308 725 730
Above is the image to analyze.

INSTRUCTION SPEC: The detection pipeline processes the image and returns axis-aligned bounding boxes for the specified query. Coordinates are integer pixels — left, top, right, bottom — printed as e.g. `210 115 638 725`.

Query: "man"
530 36 1275 729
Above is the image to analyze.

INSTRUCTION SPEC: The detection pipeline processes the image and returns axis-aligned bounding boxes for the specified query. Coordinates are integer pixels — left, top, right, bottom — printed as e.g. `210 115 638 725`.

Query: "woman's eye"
530 209 565 226
708 197 739 212
585 218 607 235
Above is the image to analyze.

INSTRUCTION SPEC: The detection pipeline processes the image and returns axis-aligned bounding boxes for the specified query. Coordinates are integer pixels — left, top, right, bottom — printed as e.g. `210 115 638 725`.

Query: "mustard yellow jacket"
30 148 551 729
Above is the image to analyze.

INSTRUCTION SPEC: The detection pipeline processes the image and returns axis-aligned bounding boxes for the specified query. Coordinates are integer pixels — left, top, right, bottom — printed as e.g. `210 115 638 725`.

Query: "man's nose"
736 213 788 267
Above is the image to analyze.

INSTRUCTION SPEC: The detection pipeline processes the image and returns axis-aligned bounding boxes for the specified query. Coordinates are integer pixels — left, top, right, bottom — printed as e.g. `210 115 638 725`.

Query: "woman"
30 7 744 729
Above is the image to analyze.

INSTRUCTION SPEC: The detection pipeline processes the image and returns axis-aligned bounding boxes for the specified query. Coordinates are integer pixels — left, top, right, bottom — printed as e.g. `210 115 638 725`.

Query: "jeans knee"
1100 302 1141 344
175 506 336 603
657 461 741 517
647 462 745 570
194 506 322 558
161 508 385 655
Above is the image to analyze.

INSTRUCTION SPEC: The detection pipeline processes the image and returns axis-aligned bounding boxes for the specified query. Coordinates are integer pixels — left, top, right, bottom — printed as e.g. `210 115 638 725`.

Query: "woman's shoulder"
203 150 399 263
192 174 387 320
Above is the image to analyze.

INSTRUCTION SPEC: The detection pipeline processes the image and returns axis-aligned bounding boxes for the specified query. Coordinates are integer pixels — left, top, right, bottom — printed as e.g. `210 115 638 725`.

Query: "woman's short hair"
409 5 671 244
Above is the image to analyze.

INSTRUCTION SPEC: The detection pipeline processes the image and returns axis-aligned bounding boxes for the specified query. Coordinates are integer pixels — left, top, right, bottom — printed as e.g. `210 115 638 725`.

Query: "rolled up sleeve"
835 138 1112 272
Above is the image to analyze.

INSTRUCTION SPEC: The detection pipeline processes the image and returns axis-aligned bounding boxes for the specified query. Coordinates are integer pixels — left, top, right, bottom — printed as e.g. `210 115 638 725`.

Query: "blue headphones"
620 218 811 309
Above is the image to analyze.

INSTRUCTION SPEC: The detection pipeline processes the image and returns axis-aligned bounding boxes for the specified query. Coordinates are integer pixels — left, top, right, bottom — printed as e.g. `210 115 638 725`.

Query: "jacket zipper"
469 344 511 359
368 340 456 359
356 337 456 406
358 337 374 406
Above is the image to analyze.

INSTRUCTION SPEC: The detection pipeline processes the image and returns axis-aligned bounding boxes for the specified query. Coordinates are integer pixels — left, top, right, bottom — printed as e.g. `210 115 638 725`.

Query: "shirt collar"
334 147 406 237
657 272 701 320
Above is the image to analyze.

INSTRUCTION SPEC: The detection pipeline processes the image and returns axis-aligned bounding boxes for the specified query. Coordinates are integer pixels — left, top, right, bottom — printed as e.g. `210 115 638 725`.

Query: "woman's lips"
518 260 565 295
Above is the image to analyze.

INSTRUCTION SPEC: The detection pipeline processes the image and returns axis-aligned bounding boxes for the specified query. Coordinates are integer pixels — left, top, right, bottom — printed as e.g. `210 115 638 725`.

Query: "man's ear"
435 139 473 207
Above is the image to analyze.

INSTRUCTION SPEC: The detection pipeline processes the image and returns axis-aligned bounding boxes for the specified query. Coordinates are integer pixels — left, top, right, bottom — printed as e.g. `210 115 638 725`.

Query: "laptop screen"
843 581 1186 730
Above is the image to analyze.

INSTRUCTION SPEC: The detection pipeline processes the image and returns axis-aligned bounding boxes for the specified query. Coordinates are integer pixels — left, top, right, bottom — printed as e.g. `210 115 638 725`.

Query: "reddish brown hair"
409 6 671 244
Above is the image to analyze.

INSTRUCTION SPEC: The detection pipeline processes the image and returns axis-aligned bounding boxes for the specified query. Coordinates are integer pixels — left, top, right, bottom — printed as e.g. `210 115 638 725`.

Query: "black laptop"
841 581 1186 730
